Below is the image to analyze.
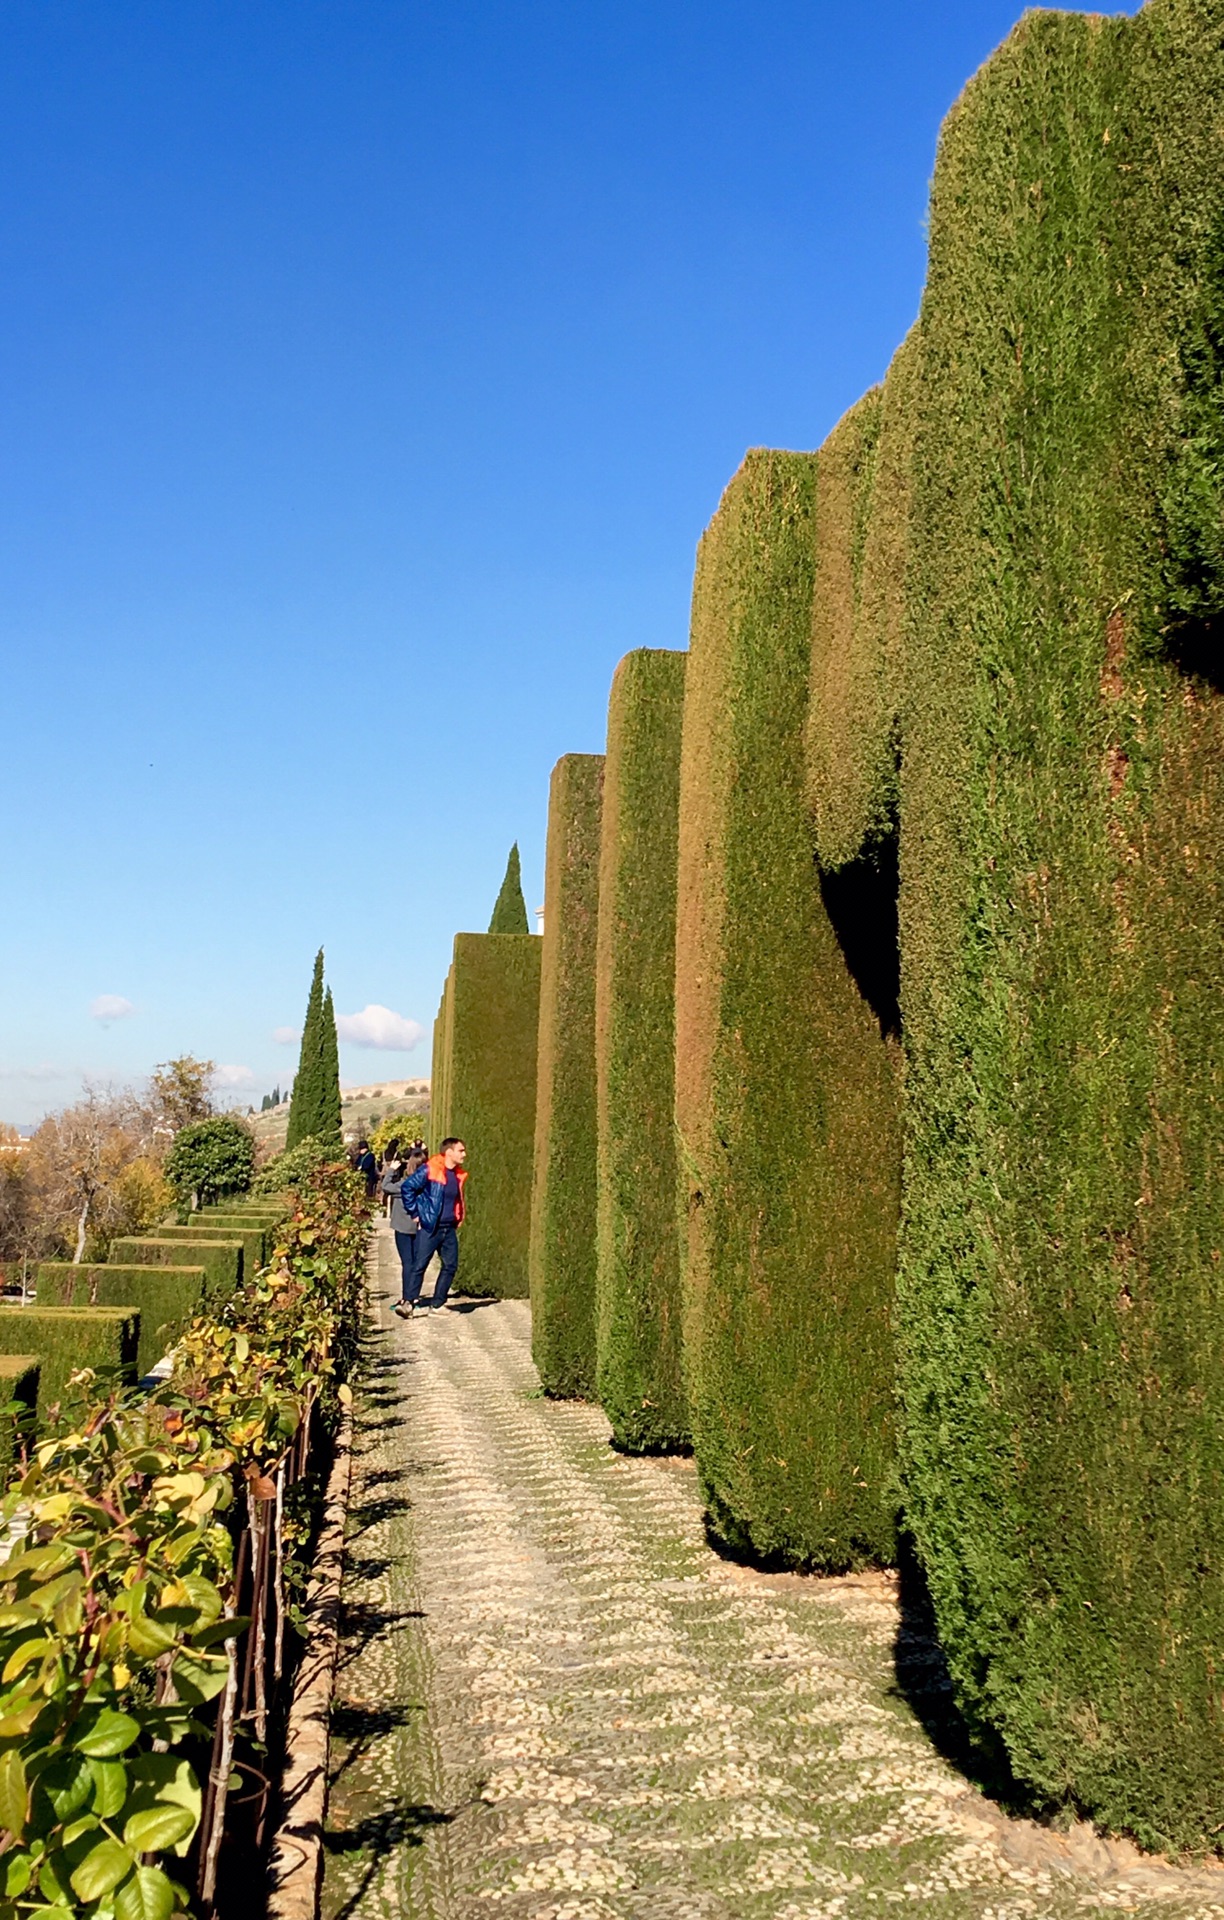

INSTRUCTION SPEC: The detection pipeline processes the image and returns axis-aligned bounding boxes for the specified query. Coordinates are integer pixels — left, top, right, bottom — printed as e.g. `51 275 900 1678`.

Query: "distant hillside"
248 1078 430 1156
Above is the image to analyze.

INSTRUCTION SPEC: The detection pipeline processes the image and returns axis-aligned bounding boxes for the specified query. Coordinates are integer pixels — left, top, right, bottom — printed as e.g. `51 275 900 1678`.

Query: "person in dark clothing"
381 1143 428 1305
355 1139 378 1198
393 1137 467 1317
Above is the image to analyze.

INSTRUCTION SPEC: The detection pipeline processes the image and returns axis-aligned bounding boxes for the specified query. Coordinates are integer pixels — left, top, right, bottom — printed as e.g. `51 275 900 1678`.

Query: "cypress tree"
286 950 325 1150
488 843 529 933
320 987 342 1146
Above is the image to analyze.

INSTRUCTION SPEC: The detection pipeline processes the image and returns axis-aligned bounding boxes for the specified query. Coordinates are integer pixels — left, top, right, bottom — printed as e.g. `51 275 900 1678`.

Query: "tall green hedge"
37 1265 208 1377
529 754 605 1397
674 448 900 1571
110 1237 241 1303
595 649 690 1452
0 1308 140 1414
805 331 920 868
431 966 455 1150
434 933 541 1298
897 2 1224 1851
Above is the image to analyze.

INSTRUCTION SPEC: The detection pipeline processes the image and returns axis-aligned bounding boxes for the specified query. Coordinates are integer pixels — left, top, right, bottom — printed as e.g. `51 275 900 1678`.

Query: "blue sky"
0 0 1136 1129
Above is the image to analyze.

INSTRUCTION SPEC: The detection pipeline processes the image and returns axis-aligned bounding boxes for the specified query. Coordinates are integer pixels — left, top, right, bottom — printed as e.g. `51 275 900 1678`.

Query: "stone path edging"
266 1405 354 1920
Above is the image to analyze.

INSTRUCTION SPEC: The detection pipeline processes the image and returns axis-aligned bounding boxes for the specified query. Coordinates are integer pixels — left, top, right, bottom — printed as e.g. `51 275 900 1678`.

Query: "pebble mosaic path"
320 1229 1224 1920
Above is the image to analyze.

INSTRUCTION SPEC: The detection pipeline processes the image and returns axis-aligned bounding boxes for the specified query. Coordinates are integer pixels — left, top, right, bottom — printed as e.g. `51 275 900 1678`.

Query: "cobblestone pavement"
321 1230 1224 1920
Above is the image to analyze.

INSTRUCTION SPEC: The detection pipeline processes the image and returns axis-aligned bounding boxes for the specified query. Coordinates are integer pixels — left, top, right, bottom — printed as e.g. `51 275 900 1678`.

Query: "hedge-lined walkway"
320 1229 1224 1920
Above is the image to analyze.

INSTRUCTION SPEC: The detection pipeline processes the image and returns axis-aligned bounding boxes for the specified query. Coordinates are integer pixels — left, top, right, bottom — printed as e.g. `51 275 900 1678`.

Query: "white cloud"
335 1004 424 1052
214 1064 256 1089
272 1026 300 1046
90 995 135 1025
0 1063 65 1082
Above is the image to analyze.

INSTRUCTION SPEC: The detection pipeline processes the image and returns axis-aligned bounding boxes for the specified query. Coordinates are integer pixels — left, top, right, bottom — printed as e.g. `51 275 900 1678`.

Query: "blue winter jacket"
401 1154 467 1233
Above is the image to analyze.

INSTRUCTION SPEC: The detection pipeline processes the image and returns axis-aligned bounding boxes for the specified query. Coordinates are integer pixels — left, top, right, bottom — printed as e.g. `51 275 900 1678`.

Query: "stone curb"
265 1403 354 1920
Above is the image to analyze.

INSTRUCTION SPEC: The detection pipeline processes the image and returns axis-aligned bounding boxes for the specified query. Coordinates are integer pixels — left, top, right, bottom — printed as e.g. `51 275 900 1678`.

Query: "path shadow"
323 1804 453 1920
445 1297 500 1313
328 1699 425 1789
348 1493 413 1528
336 1603 425 1669
360 1464 409 1492
892 1536 1027 1810
343 1552 398 1582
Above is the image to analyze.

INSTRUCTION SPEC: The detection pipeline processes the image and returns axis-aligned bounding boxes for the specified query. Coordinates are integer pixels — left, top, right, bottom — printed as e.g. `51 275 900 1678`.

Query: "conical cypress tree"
320 987 342 1145
286 950 325 1149
488 843 529 934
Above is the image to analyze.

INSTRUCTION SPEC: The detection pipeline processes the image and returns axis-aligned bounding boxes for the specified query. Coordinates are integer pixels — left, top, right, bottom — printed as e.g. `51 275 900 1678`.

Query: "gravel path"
320 1228 1224 1920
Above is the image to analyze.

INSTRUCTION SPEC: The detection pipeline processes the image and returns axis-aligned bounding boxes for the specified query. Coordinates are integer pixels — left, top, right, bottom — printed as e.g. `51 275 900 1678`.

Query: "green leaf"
0 1748 27 1840
43 1753 93 1821
174 1574 223 1627
1 1847 31 1895
124 1756 201 1855
68 1835 132 1901
126 1612 176 1659
38 1850 73 1902
122 1802 195 1853
190 1614 248 1649
61 1813 100 1846
115 1862 176 1920
0 1700 42 1739
88 1759 128 1820
168 1651 228 1705
74 1709 141 1758
1 1637 53 1683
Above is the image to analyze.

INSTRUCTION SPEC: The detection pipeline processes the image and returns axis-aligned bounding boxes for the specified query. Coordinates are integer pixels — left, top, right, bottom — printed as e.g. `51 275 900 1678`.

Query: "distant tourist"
393 1138 467 1318
354 1138 378 1198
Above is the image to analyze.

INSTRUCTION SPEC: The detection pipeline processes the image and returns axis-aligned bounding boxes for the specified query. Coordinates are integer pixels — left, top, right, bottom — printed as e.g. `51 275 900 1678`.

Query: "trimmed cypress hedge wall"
0 1307 140 1413
595 649 690 1452
110 1236 241 1302
0 1356 39 1467
431 965 455 1150
37 1264 210 1375
674 448 901 1571
805 330 920 869
896 3 1224 1850
434 933 541 1298
530 753 605 1397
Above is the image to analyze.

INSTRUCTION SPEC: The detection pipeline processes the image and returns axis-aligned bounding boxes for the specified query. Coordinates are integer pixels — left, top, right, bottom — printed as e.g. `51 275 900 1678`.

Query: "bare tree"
24 1085 162 1264
147 1057 216 1136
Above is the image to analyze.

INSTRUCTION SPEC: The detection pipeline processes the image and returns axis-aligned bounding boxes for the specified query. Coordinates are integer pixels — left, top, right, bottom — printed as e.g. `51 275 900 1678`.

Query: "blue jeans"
394 1230 421 1304
412 1223 459 1306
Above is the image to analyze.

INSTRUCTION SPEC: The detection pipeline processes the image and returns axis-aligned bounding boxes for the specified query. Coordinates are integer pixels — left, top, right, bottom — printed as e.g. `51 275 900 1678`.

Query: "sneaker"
393 1302 413 1319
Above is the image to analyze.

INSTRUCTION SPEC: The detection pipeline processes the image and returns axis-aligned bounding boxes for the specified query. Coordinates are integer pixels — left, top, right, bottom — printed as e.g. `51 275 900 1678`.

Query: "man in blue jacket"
393 1137 468 1318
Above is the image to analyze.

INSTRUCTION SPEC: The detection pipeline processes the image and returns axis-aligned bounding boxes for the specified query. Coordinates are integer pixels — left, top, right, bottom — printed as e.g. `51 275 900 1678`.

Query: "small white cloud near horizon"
336 1005 424 1052
90 995 135 1026
272 1026 300 1046
214 1064 257 1089
0 1063 65 1083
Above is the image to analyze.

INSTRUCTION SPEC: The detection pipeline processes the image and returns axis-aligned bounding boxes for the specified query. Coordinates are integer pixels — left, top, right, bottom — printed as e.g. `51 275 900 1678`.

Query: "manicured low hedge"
111 1235 242 1302
0 1355 39 1467
0 1306 140 1414
149 1220 266 1276
595 649 690 1452
37 1263 210 1376
530 752 605 1397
